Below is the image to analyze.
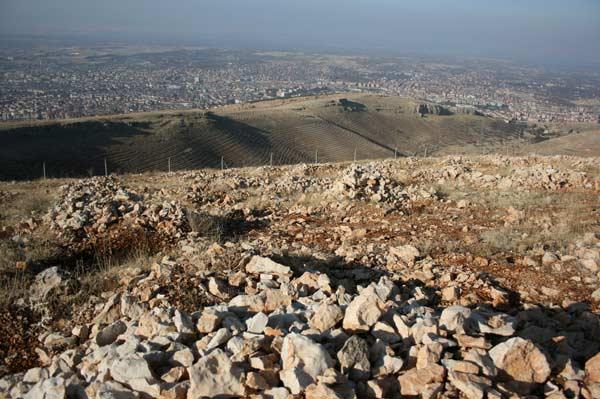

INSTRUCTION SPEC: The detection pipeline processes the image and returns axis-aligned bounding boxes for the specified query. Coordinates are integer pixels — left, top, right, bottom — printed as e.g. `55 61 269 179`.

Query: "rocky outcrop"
414 103 453 116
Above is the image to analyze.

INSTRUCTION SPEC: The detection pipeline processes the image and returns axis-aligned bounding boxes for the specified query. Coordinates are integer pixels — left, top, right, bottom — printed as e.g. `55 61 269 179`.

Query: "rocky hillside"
1 155 600 398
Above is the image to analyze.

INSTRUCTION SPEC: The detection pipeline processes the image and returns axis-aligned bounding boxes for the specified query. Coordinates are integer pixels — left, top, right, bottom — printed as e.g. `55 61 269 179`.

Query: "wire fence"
0 145 415 181
0 110 530 181
0 140 528 182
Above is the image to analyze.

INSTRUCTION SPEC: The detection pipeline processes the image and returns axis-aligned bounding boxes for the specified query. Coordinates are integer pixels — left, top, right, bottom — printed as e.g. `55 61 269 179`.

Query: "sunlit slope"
520 129 600 157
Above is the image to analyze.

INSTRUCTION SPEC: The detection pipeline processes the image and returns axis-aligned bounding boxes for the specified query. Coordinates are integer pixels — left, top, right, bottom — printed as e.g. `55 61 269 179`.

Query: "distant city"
1 44 599 124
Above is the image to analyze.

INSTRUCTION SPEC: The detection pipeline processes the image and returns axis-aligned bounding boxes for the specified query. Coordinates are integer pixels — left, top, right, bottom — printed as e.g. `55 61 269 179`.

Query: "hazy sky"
1 0 599 66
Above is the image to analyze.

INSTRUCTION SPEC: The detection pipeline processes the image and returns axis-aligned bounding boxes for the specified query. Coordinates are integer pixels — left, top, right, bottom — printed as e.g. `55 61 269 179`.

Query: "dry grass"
237 187 272 211
187 211 227 242
411 235 466 258
479 224 574 255
0 240 20 271
477 190 549 210
37 242 156 324
478 191 597 255
0 183 60 308
432 184 467 202
479 229 525 254
289 191 330 209
429 182 599 257
0 274 30 306
0 188 55 226
0 236 60 308
0 222 157 310
72 245 153 301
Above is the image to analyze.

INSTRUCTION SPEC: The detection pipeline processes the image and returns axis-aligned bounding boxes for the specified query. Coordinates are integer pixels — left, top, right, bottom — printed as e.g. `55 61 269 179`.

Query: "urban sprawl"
1 47 599 124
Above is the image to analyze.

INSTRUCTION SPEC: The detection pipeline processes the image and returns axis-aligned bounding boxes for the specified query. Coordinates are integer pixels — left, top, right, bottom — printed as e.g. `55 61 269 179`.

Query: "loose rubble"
329 164 432 206
46 177 188 246
4 253 600 399
412 156 600 191
1 154 600 398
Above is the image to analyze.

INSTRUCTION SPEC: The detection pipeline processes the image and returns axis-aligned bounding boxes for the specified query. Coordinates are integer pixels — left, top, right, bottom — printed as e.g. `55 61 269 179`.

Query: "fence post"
43 162 46 180
270 152 273 167
315 149 318 164
104 158 108 177
221 156 224 170
168 157 171 173
354 148 357 162
424 146 428 158
394 147 397 159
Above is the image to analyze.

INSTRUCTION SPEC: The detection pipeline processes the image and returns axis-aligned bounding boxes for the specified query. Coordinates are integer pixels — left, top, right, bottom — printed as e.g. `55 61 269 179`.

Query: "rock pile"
5 255 600 399
46 177 188 244
185 167 330 209
415 158 599 191
182 156 597 215
330 164 436 206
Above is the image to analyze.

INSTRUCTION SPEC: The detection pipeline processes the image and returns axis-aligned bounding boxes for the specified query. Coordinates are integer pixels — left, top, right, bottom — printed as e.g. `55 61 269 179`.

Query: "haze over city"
1 0 600 66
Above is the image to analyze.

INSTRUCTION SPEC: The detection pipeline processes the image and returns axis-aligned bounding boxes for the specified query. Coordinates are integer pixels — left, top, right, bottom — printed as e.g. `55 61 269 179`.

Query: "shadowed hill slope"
0 94 529 180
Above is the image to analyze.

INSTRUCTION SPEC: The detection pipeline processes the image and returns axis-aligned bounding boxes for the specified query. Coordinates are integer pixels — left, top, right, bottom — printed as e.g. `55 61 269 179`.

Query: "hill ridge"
2 93 593 180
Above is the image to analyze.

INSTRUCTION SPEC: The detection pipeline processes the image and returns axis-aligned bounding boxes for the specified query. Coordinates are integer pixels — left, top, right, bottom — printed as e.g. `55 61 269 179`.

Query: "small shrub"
480 228 516 252
187 211 226 242
0 240 30 308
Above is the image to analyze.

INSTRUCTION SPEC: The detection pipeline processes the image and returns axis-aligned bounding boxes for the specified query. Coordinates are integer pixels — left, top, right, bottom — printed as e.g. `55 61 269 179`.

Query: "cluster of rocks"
0 190 13 202
573 233 600 278
501 226 600 289
554 233 600 301
185 160 450 213
45 177 189 243
184 167 331 210
415 158 598 192
185 172 259 206
507 165 594 190
483 155 598 170
4 255 600 399
180 156 598 217
330 164 436 206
